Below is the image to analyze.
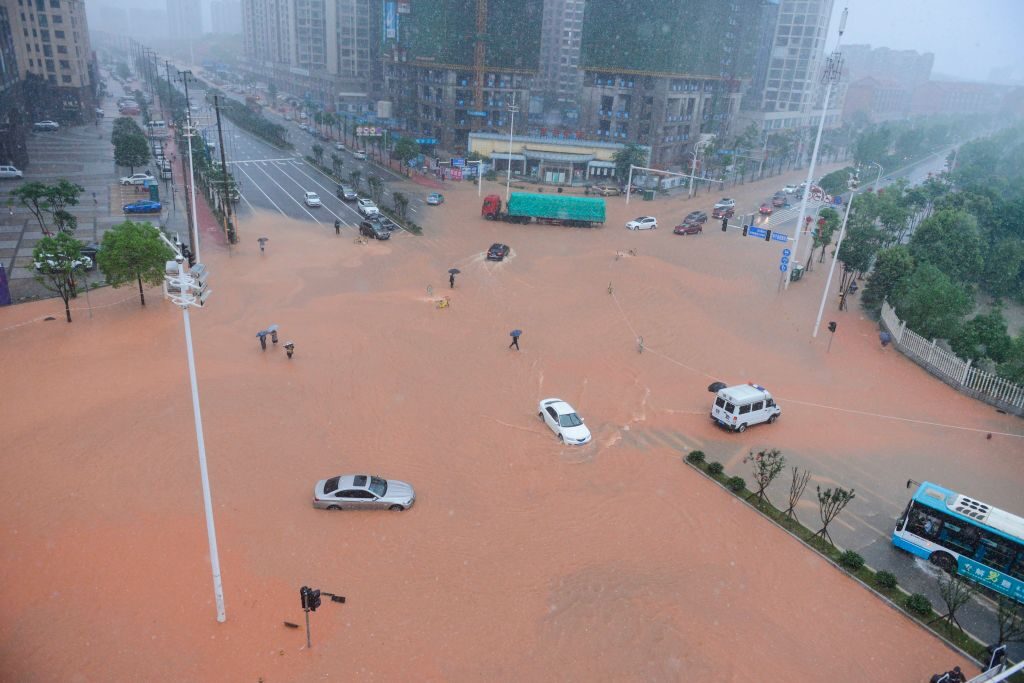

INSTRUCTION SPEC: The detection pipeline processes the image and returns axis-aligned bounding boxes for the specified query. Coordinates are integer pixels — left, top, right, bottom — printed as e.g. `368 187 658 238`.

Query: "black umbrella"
448 268 461 275
707 381 727 393
510 329 522 337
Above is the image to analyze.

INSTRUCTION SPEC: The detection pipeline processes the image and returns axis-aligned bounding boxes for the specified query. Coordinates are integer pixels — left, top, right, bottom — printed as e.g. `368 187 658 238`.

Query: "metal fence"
880 302 1024 416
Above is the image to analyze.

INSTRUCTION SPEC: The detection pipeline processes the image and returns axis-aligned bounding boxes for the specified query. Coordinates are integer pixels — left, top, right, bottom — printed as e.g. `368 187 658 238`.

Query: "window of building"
38 14 47 26
45 58 54 71
59 59 69 69
62 74 71 83
54 29 62 37
43 44 51 56
52 13 60 22
49 0 60 7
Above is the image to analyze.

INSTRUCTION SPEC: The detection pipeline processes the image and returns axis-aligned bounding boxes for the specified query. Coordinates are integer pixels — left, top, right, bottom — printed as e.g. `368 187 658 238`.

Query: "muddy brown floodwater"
3 168 1015 681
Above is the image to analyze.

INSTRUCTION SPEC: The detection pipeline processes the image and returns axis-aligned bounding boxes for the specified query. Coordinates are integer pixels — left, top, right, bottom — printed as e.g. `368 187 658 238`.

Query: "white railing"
880 302 1024 415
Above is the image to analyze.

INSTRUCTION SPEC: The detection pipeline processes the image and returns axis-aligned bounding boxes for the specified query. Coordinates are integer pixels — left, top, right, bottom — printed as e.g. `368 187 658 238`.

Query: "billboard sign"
383 2 399 41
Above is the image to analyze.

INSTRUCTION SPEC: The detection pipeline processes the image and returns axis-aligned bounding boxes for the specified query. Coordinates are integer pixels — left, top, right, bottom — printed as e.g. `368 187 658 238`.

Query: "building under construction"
578 0 760 169
382 0 543 151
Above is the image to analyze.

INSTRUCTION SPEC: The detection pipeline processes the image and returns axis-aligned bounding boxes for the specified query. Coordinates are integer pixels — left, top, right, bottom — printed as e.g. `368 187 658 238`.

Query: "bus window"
977 532 1016 571
909 506 941 540
938 518 979 557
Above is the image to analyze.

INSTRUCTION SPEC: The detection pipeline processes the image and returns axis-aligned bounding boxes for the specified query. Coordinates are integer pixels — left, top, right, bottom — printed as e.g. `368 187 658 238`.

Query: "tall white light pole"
785 7 847 291
812 176 857 338
156 231 225 622
505 92 518 203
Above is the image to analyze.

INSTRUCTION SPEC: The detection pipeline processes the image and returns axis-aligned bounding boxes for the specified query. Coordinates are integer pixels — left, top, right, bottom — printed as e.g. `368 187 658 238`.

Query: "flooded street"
2 171 1013 681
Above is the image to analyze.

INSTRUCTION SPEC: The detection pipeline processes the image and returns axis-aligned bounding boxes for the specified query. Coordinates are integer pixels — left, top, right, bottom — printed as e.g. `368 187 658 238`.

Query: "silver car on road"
313 474 415 511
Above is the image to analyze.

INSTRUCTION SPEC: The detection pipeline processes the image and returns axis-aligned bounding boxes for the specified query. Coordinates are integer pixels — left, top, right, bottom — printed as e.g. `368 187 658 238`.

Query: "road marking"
231 163 295 218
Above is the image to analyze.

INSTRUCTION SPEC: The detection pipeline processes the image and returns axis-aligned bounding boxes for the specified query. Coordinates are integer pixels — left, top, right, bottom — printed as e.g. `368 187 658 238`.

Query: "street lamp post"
812 175 857 338
868 161 883 188
157 232 225 623
785 7 847 291
505 93 518 203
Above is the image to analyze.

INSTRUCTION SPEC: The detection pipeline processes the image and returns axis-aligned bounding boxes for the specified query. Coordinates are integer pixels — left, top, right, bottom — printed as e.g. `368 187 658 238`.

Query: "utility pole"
178 69 202 261
213 95 237 244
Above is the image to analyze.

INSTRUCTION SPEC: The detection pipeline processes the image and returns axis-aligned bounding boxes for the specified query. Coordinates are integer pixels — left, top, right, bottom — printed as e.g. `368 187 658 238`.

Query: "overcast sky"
830 0 1024 82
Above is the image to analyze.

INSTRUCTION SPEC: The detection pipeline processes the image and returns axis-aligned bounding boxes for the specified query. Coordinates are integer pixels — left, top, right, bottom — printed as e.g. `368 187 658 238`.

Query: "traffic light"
721 218 728 232
764 229 772 242
190 262 211 306
300 586 311 610
828 321 837 333
308 588 322 612
742 224 748 237
181 244 195 267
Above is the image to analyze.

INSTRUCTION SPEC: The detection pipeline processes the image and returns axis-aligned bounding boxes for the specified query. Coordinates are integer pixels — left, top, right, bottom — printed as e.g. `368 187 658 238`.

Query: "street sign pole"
305 608 312 649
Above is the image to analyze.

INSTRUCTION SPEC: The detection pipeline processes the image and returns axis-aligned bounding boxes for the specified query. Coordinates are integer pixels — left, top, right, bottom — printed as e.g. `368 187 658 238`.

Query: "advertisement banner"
383 2 398 41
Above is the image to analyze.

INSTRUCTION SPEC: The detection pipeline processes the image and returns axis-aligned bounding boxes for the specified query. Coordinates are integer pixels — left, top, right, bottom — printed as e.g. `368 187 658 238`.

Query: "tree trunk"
63 296 72 322
137 274 146 306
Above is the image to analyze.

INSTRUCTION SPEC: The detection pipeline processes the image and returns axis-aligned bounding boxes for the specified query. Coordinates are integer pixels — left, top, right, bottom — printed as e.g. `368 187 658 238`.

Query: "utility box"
790 263 805 281
642 190 655 201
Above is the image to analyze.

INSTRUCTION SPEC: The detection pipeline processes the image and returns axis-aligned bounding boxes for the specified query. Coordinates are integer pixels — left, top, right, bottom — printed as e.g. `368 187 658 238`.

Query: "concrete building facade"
167 0 202 42
843 44 933 87
5 0 96 122
468 131 644 185
535 0 584 117
843 76 911 123
0 0 28 167
210 0 242 35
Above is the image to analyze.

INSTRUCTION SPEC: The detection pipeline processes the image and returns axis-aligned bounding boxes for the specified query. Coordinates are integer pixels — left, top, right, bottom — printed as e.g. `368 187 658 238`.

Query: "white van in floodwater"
710 383 780 432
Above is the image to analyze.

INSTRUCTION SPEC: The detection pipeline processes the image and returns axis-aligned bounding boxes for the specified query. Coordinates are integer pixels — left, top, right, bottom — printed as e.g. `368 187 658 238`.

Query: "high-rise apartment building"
210 0 242 35
536 0 584 117
0 1 28 167
577 0 759 168
167 0 202 43
241 0 375 108
739 0 837 133
843 44 933 87
6 0 96 121
383 0 543 150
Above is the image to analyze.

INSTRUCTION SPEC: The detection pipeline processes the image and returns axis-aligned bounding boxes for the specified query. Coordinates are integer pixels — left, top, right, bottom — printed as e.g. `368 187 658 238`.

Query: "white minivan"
710 383 781 432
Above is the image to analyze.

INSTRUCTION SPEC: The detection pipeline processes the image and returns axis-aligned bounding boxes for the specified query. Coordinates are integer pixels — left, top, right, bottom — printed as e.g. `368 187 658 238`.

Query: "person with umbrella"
509 329 521 351
449 268 460 288
258 237 269 254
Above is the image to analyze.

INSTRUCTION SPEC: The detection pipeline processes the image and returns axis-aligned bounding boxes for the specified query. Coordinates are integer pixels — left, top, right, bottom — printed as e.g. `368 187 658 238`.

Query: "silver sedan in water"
312 474 415 511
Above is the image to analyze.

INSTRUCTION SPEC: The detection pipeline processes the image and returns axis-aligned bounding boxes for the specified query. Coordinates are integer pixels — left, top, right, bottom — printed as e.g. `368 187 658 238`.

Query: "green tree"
853 127 891 166
818 167 856 196
267 81 278 101
392 136 421 164
894 127 926 161
861 245 914 315
32 232 88 322
909 209 983 285
330 153 343 176
12 181 54 234
97 220 176 306
949 309 1013 363
392 191 409 221
349 169 361 192
312 143 324 165
893 263 972 339
367 175 384 204
612 143 648 183
981 238 1024 301
999 335 1024 384
115 62 131 80
115 133 150 174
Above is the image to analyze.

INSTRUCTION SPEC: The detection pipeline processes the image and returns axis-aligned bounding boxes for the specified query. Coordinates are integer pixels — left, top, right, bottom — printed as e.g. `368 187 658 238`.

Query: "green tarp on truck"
506 193 606 224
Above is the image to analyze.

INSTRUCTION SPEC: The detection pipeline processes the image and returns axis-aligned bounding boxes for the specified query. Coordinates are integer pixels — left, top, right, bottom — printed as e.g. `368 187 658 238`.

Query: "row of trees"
852 124 1024 382
32 221 175 323
9 180 85 235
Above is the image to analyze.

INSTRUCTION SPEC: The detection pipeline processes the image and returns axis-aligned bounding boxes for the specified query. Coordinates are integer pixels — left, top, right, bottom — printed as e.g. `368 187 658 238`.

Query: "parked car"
426 192 444 205
33 120 60 132
713 197 736 209
352 150 367 160
0 165 24 179
759 203 773 215
538 398 592 445
585 184 620 196
123 200 162 214
304 191 321 207
334 142 345 151
486 243 510 261
359 220 391 240
711 206 735 220
312 474 415 511
337 184 358 201
120 173 155 185
626 216 658 231
357 197 379 217
782 184 799 194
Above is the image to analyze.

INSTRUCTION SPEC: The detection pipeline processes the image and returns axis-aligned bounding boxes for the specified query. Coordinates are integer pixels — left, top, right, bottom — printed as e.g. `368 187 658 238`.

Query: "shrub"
726 476 746 492
874 570 898 590
905 593 932 616
685 450 705 464
838 550 865 571
707 462 724 476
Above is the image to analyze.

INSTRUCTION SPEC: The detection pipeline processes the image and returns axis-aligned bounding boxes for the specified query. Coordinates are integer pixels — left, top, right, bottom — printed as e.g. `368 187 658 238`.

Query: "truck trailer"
481 193 605 227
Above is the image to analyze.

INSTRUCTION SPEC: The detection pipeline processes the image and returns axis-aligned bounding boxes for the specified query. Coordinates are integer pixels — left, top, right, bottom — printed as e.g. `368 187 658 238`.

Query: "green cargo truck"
481 192 606 227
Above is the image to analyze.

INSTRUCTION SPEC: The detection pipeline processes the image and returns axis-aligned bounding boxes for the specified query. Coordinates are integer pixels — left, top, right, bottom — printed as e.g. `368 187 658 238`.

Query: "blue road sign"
782 248 792 257
451 157 465 167
781 256 789 265
780 264 788 272
747 226 768 239
467 111 487 117
834 195 844 205
415 138 438 145
771 231 790 243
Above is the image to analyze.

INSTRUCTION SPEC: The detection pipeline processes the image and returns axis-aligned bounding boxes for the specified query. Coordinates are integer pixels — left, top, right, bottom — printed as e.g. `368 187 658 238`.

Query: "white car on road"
713 197 736 209
782 184 799 194
334 142 345 151
357 197 379 217
120 173 155 185
626 216 658 231
538 398 592 445
304 191 321 207
353 150 367 160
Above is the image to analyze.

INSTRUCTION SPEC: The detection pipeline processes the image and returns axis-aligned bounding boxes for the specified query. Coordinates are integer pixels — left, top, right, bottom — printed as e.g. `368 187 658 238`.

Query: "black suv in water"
359 220 391 240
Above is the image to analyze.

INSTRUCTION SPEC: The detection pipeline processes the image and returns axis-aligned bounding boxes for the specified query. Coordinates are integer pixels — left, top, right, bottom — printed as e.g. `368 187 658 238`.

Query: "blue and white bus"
893 480 1024 604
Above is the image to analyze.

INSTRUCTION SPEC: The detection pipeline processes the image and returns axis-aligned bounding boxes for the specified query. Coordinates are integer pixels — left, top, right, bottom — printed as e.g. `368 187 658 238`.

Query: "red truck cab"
482 194 502 219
